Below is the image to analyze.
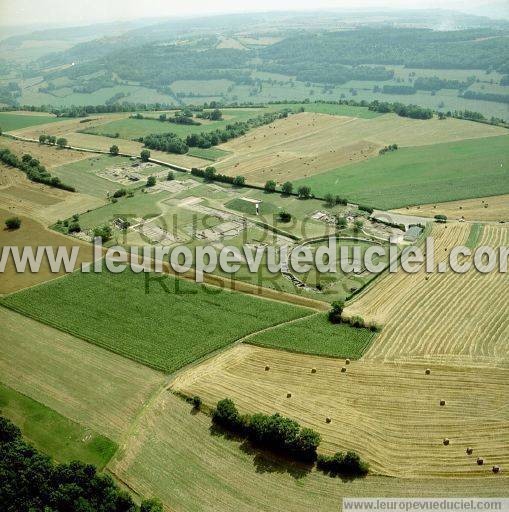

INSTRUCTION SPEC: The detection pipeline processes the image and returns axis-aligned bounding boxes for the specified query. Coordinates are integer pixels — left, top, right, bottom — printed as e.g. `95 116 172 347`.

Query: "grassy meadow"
0 112 61 131
0 382 117 468
1 268 312 373
295 135 509 209
50 154 140 197
285 102 383 119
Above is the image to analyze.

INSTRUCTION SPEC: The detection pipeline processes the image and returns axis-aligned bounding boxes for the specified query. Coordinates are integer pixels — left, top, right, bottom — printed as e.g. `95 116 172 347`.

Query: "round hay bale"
341 367 347 373
326 417 332 423
466 447 473 455
492 465 500 473
345 358 351 365
425 368 431 375
264 365 270 371
440 399 446 406
286 392 292 398
311 368 317 374
477 457 484 465
443 438 450 446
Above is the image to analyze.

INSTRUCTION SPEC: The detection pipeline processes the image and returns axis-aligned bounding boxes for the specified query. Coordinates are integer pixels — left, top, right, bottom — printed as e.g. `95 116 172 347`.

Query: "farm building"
403 226 423 242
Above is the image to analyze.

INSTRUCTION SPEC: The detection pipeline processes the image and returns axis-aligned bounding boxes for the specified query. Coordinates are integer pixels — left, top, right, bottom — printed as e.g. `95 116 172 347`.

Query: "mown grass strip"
0 382 117 468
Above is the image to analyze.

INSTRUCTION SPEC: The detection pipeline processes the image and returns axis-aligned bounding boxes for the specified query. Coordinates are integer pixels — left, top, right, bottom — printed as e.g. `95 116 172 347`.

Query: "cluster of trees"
5 216 21 230
461 90 509 104
324 194 348 208
196 109 222 120
71 75 117 94
378 143 398 155
0 416 162 511
278 210 292 222
328 300 345 324
142 132 189 154
263 62 394 86
93 224 113 241
38 134 68 147
55 213 81 234
190 166 244 187
328 301 380 331
213 399 321 463
413 76 475 91
317 451 369 476
0 149 75 191
368 100 433 119
263 179 313 199
140 110 202 126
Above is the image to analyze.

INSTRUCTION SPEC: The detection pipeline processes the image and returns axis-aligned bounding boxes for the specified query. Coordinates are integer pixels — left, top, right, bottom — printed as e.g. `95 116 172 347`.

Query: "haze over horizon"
0 0 508 28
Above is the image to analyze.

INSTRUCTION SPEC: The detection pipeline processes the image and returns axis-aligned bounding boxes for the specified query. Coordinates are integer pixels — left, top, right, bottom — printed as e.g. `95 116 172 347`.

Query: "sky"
0 0 506 27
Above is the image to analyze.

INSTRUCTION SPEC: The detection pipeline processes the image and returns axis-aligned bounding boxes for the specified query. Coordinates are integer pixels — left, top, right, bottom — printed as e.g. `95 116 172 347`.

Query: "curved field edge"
0 381 117 469
0 268 314 373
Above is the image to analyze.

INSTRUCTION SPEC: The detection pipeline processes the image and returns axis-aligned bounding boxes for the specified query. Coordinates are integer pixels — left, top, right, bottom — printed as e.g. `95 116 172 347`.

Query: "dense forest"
261 28 509 74
30 27 509 93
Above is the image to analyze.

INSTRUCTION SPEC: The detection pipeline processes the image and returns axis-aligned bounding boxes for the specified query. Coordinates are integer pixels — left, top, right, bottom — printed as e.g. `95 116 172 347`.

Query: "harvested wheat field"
171 344 509 478
0 307 166 441
110 391 509 512
0 136 92 168
346 222 509 367
395 195 509 222
215 113 508 184
0 210 96 294
7 112 129 138
0 168 103 224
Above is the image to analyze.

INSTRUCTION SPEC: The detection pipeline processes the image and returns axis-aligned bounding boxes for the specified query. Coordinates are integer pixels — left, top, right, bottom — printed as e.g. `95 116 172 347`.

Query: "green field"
83 107 278 140
187 147 231 161
50 154 142 197
0 382 117 468
285 102 383 119
1 269 312 373
225 197 279 215
0 112 61 131
246 312 375 359
75 188 166 230
295 135 509 209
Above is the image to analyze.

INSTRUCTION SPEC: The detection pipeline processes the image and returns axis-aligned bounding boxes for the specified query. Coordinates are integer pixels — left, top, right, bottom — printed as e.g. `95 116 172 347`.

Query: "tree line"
0 148 75 192
212 398 368 476
142 109 292 154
